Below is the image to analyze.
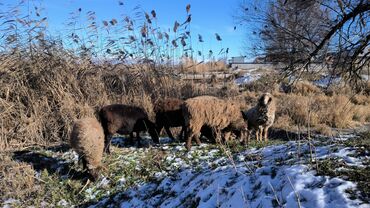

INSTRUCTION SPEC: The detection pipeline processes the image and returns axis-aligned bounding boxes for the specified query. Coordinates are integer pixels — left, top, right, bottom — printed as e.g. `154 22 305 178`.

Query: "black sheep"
99 104 159 153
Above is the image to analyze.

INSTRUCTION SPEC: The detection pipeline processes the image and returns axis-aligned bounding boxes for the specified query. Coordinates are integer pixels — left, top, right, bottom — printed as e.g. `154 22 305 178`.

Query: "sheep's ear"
268 97 272 104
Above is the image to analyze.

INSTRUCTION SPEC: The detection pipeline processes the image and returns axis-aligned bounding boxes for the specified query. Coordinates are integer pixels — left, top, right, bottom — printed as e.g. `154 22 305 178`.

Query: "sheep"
70 117 104 181
153 98 232 143
242 93 276 142
182 96 248 150
153 98 185 141
99 104 159 153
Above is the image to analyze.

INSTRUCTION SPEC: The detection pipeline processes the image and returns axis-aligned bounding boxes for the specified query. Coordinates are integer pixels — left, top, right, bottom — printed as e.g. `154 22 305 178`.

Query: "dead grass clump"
315 124 335 137
352 105 370 123
364 81 370 95
276 93 358 130
0 52 193 151
326 95 355 128
325 84 353 96
230 92 255 111
180 58 228 73
180 83 209 99
0 155 36 200
350 94 370 105
277 94 311 126
242 73 281 93
0 55 104 151
290 81 323 96
273 114 295 130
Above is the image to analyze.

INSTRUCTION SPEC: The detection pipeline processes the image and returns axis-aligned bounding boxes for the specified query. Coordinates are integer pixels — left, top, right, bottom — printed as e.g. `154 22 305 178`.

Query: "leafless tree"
238 0 370 88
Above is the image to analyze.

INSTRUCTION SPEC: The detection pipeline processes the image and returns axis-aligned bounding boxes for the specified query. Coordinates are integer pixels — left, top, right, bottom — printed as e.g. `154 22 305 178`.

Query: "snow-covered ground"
87 136 369 208
313 75 342 88
235 70 261 85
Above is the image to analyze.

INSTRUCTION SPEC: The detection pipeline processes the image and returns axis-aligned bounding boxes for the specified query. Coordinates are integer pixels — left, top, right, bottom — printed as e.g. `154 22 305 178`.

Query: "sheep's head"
258 93 273 107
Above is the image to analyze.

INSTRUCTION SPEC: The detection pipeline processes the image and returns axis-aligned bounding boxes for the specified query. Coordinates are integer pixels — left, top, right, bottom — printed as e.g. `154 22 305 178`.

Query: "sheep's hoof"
104 148 111 155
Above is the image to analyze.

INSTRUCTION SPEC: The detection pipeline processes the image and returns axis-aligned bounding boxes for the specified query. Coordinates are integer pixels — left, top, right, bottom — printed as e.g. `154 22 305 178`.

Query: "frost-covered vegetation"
2 133 369 207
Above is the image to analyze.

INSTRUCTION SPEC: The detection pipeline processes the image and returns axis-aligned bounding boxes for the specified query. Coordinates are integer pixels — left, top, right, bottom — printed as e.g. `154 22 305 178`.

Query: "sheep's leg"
155 125 163 137
263 127 269 142
243 130 249 145
164 126 175 140
246 130 251 144
214 128 221 144
136 131 142 147
237 129 245 144
128 132 135 146
81 157 88 171
147 122 160 144
223 131 231 143
195 133 202 145
239 130 245 144
256 128 261 142
178 126 185 142
104 135 112 154
155 125 162 140
258 127 264 142
185 128 193 151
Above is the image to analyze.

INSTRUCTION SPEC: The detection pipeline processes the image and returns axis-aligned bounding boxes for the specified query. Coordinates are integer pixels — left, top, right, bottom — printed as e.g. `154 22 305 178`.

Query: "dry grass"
290 81 322 96
274 93 367 131
180 58 228 73
241 73 281 93
315 124 335 136
351 94 370 105
0 52 241 151
0 154 36 200
3 52 366 151
352 105 370 123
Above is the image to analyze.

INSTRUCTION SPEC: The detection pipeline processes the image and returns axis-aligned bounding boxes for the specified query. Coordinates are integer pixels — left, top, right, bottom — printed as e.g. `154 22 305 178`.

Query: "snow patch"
313 75 341 87
235 73 261 85
90 139 368 208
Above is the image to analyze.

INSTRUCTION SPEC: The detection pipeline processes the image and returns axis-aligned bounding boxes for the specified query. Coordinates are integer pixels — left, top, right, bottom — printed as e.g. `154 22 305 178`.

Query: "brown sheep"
182 96 247 150
70 117 104 181
242 93 276 142
99 104 159 154
154 98 185 141
154 98 229 143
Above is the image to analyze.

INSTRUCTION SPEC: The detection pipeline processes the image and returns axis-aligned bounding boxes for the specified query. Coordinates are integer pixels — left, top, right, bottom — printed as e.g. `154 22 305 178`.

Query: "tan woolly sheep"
70 117 104 181
182 96 247 150
242 93 276 142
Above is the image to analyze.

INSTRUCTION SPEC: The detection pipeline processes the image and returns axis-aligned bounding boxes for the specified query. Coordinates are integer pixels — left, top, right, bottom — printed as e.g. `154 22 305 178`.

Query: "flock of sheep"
70 93 276 180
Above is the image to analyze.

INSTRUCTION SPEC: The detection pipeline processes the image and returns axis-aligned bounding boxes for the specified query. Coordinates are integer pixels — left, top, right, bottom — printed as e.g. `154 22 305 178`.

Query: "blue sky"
3 0 254 59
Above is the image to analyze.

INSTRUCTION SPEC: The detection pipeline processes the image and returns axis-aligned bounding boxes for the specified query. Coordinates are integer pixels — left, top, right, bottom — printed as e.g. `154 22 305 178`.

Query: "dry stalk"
287 176 301 208
269 182 282 207
78 179 91 195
